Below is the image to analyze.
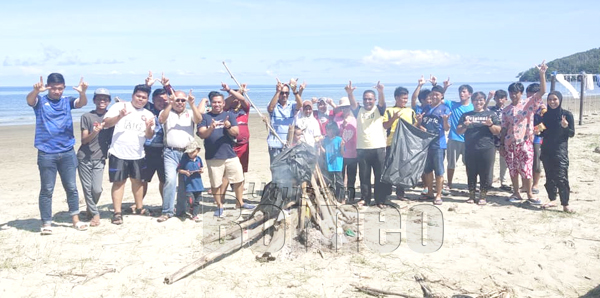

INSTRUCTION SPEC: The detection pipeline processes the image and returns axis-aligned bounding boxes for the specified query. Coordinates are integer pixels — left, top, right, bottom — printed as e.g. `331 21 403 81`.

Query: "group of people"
267 60 574 212
29 72 255 234
29 61 575 234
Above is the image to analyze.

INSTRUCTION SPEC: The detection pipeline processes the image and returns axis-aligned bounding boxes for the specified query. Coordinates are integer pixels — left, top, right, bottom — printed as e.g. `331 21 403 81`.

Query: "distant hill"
517 48 600 82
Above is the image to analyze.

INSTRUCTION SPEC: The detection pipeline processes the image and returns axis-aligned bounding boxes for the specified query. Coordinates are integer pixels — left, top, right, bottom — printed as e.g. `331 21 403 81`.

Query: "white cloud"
362 47 462 68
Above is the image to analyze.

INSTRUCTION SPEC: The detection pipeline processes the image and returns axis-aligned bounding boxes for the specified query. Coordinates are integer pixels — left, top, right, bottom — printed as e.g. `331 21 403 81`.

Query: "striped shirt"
33 95 77 153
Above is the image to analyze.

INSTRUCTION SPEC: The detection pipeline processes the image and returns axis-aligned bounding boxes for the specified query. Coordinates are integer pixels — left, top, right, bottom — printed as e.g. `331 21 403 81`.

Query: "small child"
320 122 345 203
290 126 304 147
178 141 205 222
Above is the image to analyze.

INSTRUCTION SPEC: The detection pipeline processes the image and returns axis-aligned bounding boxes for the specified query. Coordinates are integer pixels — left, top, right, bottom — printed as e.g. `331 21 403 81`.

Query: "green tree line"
517 48 600 82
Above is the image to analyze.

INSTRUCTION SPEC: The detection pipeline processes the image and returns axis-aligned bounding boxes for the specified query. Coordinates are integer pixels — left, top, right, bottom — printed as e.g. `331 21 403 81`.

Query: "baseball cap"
93 88 111 100
185 141 202 153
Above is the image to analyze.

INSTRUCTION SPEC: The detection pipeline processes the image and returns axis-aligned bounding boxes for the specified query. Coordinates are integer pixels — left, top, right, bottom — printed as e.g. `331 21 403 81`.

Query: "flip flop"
477 199 487 206
40 225 53 235
433 198 443 205
73 221 89 231
527 198 543 205
508 196 522 203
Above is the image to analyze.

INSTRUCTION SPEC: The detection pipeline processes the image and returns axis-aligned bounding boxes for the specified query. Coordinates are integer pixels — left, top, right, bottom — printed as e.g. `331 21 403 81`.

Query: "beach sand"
1 114 599 297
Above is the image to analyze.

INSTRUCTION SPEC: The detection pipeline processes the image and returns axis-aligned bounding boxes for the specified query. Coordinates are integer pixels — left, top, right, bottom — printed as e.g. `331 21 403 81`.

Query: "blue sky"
1 0 598 87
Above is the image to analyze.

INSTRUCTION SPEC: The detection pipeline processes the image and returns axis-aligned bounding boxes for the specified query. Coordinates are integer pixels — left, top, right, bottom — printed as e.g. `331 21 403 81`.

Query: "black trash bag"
381 118 436 188
252 143 317 217
270 142 317 186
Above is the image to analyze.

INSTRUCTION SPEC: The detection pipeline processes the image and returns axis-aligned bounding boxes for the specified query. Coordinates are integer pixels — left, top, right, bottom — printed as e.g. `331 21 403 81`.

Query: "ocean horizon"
1 81 595 126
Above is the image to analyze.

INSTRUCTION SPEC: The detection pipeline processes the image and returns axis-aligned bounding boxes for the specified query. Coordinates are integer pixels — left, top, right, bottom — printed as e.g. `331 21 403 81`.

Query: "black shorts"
141 146 165 183
108 154 146 182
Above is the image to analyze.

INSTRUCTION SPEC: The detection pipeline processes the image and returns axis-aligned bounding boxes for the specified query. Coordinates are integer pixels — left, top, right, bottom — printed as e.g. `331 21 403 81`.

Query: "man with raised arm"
156 88 203 222
103 84 155 225
266 78 303 163
500 60 548 205
27 74 89 234
346 80 387 208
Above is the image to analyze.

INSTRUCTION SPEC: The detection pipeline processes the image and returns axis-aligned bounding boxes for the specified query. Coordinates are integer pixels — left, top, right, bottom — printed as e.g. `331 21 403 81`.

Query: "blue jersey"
33 95 77 153
422 104 451 149
178 154 205 192
323 136 343 172
444 99 473 142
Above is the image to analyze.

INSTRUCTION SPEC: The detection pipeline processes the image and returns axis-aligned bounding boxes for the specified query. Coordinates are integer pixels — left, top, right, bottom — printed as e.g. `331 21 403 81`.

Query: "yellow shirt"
356 106 387 149
383 106 416 147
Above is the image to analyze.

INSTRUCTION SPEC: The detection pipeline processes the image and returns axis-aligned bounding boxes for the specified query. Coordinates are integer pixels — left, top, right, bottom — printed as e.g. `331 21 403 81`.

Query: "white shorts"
206 158 244 188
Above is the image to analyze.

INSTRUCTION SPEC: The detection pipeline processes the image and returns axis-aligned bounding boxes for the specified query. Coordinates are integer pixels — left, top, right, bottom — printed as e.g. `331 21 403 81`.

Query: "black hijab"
542 91 563 131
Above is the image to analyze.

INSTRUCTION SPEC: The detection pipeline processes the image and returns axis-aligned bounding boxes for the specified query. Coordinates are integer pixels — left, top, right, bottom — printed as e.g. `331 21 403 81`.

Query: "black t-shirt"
459 110 500 150
199 111 238 160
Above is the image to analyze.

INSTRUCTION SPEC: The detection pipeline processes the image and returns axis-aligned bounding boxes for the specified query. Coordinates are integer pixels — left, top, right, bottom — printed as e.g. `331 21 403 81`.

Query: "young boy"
77 88 114 227
321 122 345 203
382 86 416 199
26 74 90 234
445 84 474 190
418 85 451 205
178 141 205 222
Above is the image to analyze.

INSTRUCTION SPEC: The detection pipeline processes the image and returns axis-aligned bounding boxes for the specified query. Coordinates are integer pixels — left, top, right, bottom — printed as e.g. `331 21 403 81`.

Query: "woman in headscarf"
539 91 575 212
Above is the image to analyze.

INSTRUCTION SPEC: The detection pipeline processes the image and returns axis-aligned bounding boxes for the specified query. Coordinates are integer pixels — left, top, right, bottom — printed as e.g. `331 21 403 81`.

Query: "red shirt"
229 104 250 144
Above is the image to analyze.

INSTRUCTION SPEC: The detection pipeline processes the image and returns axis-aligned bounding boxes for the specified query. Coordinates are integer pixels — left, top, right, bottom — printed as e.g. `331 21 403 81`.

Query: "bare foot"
542 202 558 209
563 206 575 213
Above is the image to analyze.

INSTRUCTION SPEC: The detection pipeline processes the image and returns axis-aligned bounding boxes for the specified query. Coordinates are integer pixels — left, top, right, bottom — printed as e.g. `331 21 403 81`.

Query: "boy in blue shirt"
445 84 474 190
178 141 205 222
417 85 451 205
26 73 90 234
320 122 345 203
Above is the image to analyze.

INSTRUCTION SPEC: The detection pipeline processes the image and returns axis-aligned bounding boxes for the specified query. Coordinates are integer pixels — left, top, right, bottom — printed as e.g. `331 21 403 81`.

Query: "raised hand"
145 71 157 86
187 89 195 105
72 77 88 94
326 97 333 105
276 78 283 92
289 78 298 90
429 74 437 86
561 115 568 128
299 81 307 92
221 82 230 92
488 90 496 100
167 92 176 105
160 72 170 86
443 77 452 89
34 76 48 92
311 97 318 104
418 75 426 86
374 81 384 93
345 80 356 94
240 83 249 94
536 60 547 73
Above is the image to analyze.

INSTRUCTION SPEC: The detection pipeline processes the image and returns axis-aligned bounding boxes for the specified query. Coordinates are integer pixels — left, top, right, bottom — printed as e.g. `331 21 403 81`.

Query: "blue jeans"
37 149 80 225
161 148 186 216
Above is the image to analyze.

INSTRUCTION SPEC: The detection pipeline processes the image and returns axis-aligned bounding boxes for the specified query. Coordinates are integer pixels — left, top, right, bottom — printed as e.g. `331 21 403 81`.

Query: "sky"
1 0 599 87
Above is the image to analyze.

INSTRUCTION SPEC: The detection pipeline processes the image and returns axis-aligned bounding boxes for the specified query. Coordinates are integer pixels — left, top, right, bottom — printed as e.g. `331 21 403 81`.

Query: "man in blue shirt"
266 78 303 163
26 73 90 234
445 84 474 190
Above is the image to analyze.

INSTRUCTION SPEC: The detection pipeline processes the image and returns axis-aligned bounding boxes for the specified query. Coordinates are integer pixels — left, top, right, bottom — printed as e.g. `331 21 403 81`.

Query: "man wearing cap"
294 100 323 148
198 91 254 218
156 89 203 222
77 88 114 227
345 80 388 208
266 79 303 163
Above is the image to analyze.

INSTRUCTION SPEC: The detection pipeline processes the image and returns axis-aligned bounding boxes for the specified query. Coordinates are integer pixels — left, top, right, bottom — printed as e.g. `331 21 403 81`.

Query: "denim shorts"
424 148 446 176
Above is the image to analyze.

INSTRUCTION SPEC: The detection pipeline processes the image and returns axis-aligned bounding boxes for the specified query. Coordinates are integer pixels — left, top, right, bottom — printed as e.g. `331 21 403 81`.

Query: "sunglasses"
280 92 290 96
175 98 186 103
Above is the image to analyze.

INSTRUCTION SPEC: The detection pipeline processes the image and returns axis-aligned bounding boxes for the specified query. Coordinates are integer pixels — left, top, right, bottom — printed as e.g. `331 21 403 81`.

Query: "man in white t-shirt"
156 89 203 222
103 84 155 225
346 80 387 208
294 100 323 148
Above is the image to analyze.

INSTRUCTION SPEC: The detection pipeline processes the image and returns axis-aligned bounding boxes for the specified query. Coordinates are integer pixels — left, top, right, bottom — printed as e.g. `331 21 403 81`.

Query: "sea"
1 81 596 126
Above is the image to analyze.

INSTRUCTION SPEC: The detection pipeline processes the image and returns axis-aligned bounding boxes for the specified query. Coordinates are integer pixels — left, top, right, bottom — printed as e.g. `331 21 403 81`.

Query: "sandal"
40 225 53 235
433 198 443 205
134 208 150 216
466 199 475 204
111 212 123 225
193 215 202 222
420 194 434 201
157 215 170 223
527 198 542 205
73 221 89 231
477 199 487 206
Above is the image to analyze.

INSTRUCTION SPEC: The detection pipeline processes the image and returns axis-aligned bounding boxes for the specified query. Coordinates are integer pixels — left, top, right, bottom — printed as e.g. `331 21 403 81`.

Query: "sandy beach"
0 113 599 298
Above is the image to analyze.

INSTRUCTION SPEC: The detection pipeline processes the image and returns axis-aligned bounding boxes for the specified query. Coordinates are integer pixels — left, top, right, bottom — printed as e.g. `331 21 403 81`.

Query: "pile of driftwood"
164 144 357 284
